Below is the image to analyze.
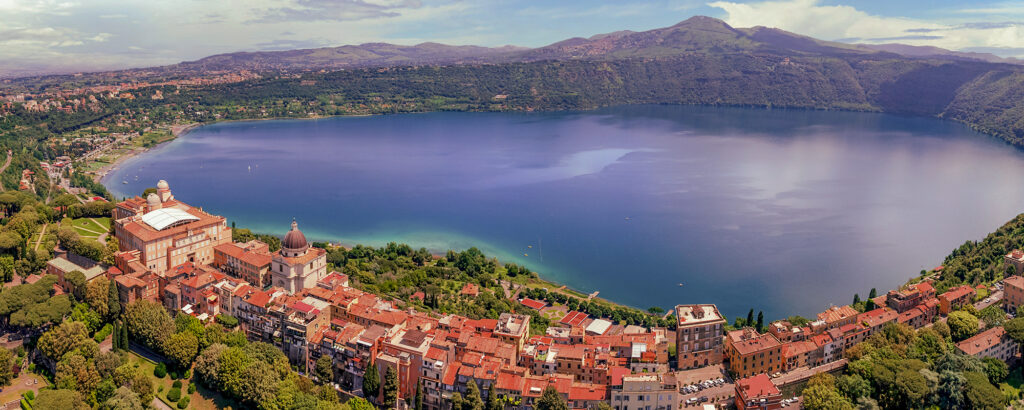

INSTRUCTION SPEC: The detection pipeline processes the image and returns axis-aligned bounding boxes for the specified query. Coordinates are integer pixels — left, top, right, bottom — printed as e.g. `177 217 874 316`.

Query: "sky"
1 0 1023 76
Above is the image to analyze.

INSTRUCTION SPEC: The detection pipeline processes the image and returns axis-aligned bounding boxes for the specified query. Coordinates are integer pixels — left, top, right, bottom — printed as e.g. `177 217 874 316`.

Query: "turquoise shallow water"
104 105 1024 320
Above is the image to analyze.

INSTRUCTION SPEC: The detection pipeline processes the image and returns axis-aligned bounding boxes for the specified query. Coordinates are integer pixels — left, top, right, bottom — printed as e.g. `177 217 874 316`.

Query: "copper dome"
282 220 308 251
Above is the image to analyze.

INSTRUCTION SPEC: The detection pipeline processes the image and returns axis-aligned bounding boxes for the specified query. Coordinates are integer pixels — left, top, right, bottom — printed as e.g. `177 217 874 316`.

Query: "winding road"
0 150 12 192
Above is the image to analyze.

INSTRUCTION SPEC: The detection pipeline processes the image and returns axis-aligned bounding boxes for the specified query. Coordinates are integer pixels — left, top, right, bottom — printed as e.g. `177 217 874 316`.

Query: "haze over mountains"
170 16 1019 73
6 16 1018 81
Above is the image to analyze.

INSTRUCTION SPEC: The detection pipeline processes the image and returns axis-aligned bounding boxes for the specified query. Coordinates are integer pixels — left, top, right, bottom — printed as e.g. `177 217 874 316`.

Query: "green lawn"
70 217 109 239
126 350 234 410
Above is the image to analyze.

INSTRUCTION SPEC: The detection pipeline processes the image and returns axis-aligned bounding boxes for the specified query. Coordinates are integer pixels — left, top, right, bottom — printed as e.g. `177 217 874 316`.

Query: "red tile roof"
559 311 588 327
736 374 780 401
957 326 1011 356
521 298 546 310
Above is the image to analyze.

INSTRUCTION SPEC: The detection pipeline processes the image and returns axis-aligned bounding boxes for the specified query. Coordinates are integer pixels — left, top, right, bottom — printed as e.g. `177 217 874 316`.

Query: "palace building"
112 180 232 274
270 220 328 293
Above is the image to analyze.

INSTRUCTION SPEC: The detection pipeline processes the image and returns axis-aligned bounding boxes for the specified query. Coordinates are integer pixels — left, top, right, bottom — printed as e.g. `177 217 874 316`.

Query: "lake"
103 105 1024 321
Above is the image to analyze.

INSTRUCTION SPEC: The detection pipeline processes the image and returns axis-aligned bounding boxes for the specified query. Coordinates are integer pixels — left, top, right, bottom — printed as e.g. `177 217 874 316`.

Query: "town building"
885 282 935 313
609 373 678 410
726 329 783 379
674 304 726 369
112 180 232 274
816 305 859 330
214 240 272 288
734 373 782 410
939 285 977 315
1006 250 1024 275
956 326 1019 364
270 220 328 293
1004 275 1024 314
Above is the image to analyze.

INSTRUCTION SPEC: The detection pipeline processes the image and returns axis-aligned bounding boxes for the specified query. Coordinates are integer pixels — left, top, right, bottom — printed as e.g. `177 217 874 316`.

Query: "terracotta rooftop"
736 373 780 401
957 326 1011 356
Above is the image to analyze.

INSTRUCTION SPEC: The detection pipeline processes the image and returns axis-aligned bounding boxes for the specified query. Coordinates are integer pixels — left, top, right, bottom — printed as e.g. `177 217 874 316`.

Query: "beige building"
270 220 327 293
610 373 678 410
113 180 231 274
957 326 1019 364
675 304 726 369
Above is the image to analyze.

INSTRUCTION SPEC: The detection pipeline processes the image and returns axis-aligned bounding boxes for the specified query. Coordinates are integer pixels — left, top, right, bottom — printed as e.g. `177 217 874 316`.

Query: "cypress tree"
363 362 380 400
853 294 861 305
108 279 122 318
756 311 764 332
868 288 877 299
746 309 754 327
415 379 423 410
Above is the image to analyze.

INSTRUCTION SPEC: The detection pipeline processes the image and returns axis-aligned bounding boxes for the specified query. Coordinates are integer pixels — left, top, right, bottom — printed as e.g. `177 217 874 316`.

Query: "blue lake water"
103 105 1024 321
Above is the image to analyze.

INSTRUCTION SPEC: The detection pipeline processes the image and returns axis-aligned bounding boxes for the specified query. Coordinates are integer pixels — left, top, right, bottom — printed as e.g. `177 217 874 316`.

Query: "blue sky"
1 0 1023 76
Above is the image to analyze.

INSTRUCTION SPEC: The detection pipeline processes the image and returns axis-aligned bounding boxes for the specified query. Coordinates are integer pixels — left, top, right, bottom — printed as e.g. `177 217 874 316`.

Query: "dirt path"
33 223 47 251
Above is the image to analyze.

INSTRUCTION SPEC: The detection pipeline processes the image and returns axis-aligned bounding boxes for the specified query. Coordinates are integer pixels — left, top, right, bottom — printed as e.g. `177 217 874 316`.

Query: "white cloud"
709 0 1024 56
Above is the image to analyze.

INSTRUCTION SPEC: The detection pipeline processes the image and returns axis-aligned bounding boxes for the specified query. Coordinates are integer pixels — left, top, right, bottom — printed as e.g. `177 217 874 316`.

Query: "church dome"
282 220 308 252
146 193 161 209
157 180 169 190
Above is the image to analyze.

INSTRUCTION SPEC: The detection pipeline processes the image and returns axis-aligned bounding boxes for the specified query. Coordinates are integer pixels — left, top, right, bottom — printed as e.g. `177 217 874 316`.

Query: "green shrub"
167 387 181 402
154 363 167 378
93 323 113 342
172 380 182 389
177 396 190 409
182 369 190 379
158 386 164 392
169 371 177 380
24 391 33 401
215 314 239 328
187 383 196 394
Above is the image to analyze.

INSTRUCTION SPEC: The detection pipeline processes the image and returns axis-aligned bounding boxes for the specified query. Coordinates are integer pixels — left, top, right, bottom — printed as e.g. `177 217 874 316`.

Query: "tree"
982 357 1009 383
129 372 154 406
869 288 877 299
1004 317 1024 350
315 355 334 384
119 320 129 350
756 311 764 331
34 389 89 410
947 311 980 341
853 294 860 305
56 354 100 394
536 386 567 410
463 379 483 410
485 382 499 410
382 366 399 408
194 343 227 388
236 361 279 406
964 371 1004 409
802 383 854 410
0 348 11 387
38 320 88 361
362 362 380 400
66 270 87 301
450 393 463 410
936 370 966 409
415 380 424 410
746 309 754 327
107 278 122 318
163 332 199 371
835 374 871 401
124 300 175 351
86 276 111 317
105 386 143 410
346 397 375 410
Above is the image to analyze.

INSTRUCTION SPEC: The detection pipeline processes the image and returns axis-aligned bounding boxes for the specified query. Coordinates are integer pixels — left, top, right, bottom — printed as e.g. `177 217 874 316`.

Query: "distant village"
26 178 1021 410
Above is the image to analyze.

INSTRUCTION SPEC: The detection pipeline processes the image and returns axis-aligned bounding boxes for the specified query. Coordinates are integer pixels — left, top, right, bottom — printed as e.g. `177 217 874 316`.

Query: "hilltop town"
0 178 1010 409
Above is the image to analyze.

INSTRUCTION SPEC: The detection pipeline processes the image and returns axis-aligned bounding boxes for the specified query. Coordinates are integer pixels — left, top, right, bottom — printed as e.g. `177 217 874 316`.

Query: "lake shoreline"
96 105 1014 320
